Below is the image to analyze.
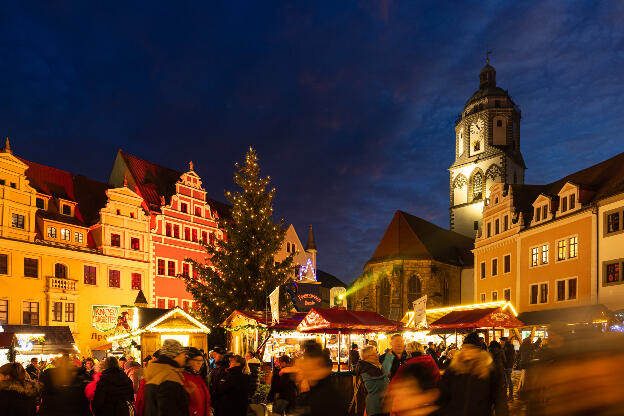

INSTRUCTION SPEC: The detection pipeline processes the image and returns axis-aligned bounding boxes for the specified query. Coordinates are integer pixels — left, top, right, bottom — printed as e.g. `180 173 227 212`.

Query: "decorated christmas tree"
182 148 294 327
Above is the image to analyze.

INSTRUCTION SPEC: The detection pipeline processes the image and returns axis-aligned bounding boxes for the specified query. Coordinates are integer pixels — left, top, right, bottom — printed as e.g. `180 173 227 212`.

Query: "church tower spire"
449 61 525 238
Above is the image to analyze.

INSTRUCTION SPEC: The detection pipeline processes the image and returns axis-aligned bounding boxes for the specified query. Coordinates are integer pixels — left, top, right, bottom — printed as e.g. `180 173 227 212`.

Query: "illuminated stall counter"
107 307 210 360
0 324 76 365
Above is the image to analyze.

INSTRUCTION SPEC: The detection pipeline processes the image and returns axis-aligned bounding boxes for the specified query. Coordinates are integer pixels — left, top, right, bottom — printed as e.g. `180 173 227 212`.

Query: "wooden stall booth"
107 307 210 361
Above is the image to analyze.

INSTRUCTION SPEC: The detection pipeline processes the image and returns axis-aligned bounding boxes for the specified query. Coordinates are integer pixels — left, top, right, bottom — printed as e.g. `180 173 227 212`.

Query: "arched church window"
472 172 483 200
407 275 422 306
378 277 391 317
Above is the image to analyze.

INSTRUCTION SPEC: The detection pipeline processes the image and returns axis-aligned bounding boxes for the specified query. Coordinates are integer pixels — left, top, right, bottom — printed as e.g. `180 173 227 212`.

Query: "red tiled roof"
119 150 231 218
20 158 111 227
367 211 474 267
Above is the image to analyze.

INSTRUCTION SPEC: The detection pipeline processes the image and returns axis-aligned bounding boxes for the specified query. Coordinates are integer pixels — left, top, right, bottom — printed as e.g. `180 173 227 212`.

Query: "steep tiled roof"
317 269 347 289
367 211 474 267
511 152 624 225
119 150 231 218
21 158 111 227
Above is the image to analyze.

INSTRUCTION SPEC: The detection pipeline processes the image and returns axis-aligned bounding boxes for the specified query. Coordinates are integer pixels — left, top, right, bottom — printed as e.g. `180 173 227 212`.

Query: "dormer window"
561 197 568 213
62 205 71 216
542 205 548 220
535 208 541 222
36 198 45 209
570 194 576 209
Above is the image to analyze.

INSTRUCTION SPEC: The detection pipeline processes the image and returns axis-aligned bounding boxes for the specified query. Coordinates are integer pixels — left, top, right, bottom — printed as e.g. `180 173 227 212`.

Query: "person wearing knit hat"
434 332 509 416
142 339 190 416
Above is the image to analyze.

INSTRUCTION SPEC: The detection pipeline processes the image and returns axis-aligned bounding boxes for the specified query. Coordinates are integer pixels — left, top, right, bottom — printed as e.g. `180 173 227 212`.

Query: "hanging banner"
92 305 120 332
412 295 427 328
269 287 280 325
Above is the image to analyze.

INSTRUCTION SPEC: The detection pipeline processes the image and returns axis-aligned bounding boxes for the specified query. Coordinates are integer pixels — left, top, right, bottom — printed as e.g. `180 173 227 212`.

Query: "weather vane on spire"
485 47 492 64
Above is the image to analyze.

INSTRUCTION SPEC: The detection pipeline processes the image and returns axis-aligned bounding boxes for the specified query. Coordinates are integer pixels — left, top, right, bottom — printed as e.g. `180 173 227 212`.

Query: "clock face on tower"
469 118 485 156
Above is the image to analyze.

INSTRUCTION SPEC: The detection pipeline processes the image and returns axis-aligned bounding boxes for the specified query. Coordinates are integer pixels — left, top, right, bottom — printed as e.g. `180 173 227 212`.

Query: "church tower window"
407 275 422 306
472 172 483 200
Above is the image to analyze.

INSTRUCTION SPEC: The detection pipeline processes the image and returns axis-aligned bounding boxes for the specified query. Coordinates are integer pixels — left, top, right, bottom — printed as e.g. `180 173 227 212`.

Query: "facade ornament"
160 195 165 206
485 164 503 180
123 175 128 187
3 137 11 154
453 173 468 189
189 160 194 171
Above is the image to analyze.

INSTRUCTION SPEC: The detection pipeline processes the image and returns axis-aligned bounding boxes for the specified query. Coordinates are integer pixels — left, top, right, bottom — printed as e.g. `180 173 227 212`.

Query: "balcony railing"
47 277 78 292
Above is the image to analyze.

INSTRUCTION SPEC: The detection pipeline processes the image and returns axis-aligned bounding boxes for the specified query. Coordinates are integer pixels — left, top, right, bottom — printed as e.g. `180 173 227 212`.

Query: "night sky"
2 2 624 283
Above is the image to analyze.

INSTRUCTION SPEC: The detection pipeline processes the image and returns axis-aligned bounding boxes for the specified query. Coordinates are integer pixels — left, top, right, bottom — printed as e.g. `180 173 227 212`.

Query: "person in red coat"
183 348 211 416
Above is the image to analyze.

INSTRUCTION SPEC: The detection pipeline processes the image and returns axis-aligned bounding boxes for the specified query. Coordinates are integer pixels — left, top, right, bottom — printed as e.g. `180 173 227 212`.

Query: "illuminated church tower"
450 59 526 238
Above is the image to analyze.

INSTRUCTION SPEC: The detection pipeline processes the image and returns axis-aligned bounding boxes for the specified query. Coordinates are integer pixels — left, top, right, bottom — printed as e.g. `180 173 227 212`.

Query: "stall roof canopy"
402 301 516 329
0 332 16 348
517 304 613 326
429 307 523 329
224 310 308 330
2 325 75 353
297 308 403 333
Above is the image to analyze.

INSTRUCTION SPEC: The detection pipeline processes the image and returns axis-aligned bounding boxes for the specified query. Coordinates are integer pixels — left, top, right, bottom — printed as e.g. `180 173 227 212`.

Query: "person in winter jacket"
499 337 515 399
267 355 298 415
84 358 96 381
518 337 533 370
245 351 261 400
92 356 135 416
38 355 91 416
384 356 440 416
291 341 349 416
379 334 408 380
0 362 39 416
354 345 391 416
85 361 103 403
143 339 190 416
125 359 144 395
488 341 506 382
435 332 508 416
208 347 229 412
25 358 40 381
212 355 251 416
183 348 211 416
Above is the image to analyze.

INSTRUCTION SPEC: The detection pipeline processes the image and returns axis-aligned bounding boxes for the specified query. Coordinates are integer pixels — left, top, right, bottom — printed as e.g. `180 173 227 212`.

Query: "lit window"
62 205 71 215
131 237 140 250
11 213 25 229
168 261 176 277
111 234 121 247
65 303 75 322
472 173 483 200
47 227 57 238
108 270 121 288
569 237 578 258
606 263 620 284
84 265 96 285
131 273 142 290
557 240 566 261
531 247 539 267
76 232 84 243
541 244 549 264
157 259 165 275
504 255 511 273
61 228 71 241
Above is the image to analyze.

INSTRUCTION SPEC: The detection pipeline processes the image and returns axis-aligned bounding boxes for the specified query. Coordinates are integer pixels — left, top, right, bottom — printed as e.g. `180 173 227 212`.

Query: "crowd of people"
4 326 624 416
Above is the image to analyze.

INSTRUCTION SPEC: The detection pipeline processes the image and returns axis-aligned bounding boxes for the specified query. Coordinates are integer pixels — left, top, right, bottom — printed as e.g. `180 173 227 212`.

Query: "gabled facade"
475 152 624 313
110 151 225 311
351 211 474 320
274 224 317 280
0 140 151 355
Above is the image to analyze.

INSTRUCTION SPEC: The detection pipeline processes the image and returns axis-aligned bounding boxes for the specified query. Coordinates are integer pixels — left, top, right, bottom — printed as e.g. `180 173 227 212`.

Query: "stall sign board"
296 283 324 311
92 305 120 332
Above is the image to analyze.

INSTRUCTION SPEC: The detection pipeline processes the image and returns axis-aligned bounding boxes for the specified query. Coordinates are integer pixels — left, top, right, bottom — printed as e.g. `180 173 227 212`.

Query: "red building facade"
110 151 228 310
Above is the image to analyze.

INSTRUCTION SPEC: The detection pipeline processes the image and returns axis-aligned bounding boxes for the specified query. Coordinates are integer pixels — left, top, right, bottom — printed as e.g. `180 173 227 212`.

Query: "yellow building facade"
0 141 152 355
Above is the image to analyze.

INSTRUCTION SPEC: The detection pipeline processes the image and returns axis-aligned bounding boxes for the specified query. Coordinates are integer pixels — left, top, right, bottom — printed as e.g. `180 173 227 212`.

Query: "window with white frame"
503 254 511 273
75 232 84 243
569 237 578 258
480 293 486 303
492 291 498 301
0 299 8 324
480 262 486 279
503 288 511 302
530 283 548 305
492 258 498 276
47 226 57 238
556 278 577 301
60 228 71 241
531 247 539 267
557 240 567 261
541 244 549 264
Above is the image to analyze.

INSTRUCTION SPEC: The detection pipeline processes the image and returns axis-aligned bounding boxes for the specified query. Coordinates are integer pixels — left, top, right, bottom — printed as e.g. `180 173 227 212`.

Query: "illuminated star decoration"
298 258 317 281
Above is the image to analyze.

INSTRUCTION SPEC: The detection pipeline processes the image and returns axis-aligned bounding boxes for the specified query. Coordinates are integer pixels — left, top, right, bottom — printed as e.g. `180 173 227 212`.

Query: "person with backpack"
92 356 135 416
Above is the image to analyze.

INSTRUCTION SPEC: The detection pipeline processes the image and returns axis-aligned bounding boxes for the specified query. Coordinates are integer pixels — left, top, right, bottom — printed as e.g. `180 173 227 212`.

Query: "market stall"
297 308 403 371
517 304 613 341
0 324 76 365
428 304 523 345
223 310 309 360
107 307 210 361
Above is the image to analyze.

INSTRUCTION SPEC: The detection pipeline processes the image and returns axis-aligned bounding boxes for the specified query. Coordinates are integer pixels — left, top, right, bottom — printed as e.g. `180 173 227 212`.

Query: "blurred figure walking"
92 356 134 416
0 362 39 416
